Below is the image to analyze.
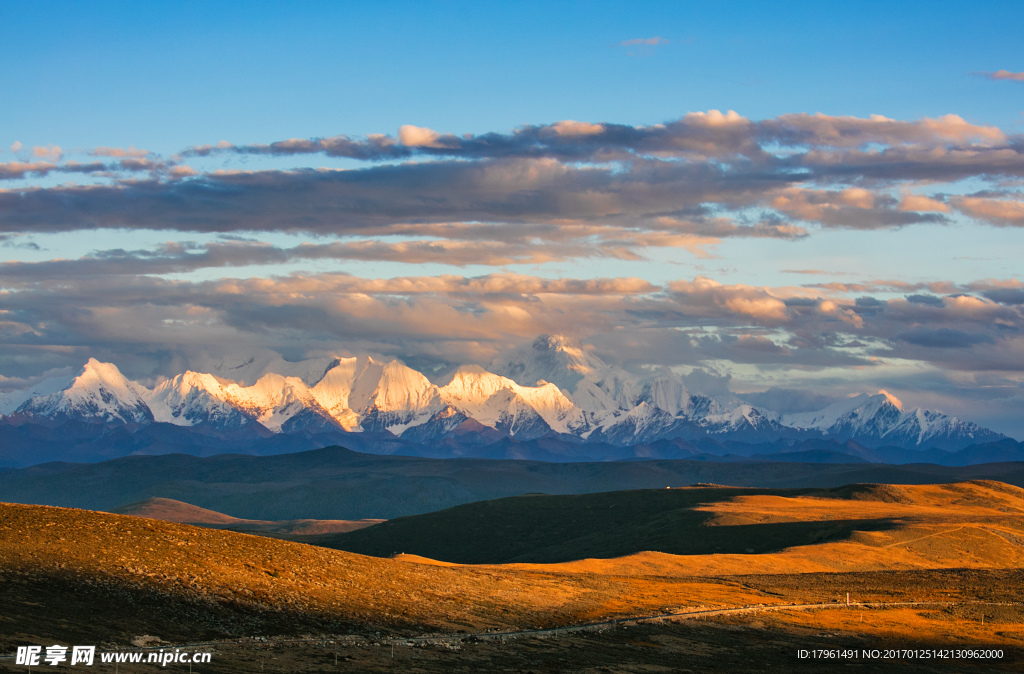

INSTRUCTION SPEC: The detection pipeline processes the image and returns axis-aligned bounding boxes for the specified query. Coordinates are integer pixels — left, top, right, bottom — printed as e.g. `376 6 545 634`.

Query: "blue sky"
5 1 1023 147
2 1 1024 436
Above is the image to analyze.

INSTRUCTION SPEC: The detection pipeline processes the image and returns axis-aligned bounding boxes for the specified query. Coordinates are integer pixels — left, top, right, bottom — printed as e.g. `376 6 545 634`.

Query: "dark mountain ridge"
3 445 1024 521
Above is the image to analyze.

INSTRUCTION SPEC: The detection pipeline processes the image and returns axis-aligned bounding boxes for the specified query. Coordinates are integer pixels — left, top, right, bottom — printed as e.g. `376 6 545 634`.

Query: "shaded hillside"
323 487 892 563
3 446 1024 520
324 481 1024 564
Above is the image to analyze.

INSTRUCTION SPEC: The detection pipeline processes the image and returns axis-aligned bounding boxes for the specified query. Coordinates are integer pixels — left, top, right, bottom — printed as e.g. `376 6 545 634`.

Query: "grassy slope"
321 486 885 563
5 483 1024 660
324 481 1024 565
112 497 383 536
113 496 244 524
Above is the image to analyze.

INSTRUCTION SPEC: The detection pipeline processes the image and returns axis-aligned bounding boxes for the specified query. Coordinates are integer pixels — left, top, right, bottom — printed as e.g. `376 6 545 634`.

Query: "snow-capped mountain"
344 358 444 433
490 334 643 416
438 365 585 436
12 359 153 425
0 336 1007 455
144 370 339 432
782 391 1000 451
145 371 252 429
487 334 780 444
0 375 74 415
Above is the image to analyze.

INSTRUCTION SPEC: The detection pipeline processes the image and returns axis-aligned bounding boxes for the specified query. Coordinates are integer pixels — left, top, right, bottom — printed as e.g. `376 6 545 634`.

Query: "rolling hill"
323 480 1024 565
4 483 1024 671
112 497 383 538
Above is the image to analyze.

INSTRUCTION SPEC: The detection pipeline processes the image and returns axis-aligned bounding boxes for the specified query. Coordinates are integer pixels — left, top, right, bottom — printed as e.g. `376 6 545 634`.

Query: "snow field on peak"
438 366 583 434
309 357 359 420
782 393 881 431
144 371 240 426
357 359 440 415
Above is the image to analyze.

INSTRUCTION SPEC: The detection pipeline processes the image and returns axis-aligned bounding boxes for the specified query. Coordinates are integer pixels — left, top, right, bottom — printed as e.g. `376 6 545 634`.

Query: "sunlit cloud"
31 145 63 161
952 195 1024 227
615 36 671 47
1 110 1023 436
898 192 950 213
91 146 151 158
2 269 1020 378
976 69 1024 82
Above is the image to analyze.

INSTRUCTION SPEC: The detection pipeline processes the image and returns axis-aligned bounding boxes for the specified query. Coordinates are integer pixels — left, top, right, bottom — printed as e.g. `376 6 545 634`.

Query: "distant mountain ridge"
0 335 1007 465
3 445 1024 520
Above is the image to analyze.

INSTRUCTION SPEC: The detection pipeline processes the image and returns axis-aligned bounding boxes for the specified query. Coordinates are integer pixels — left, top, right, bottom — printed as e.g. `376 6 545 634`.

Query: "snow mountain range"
0 335 1005 462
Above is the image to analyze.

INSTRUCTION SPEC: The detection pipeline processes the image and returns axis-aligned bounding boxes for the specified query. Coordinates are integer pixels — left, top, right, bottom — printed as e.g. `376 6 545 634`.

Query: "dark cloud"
739 388 839 414
979 287 1024 305
184 135 411 161
3 265 1019 380
905 294 945 307
3 111 1024 438
896 328 995 349
0 159 813 245
678 368 732 396
0 235 40 251
181 111 1011 165
2 112 1022 245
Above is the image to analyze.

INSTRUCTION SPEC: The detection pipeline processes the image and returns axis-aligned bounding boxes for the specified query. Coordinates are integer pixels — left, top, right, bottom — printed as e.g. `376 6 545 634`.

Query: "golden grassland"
496 481 1024 577
113 496 383 536
2 480 1023 671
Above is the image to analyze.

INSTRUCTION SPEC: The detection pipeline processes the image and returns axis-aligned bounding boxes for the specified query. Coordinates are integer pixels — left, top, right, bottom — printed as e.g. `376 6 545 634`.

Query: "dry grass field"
113 497 383 538
496 481 1024 575
2 480 1023 671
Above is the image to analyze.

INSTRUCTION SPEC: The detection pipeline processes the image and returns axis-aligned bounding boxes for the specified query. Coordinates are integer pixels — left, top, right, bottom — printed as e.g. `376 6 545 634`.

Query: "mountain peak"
0 338 1008 454
491 334 604 391
80 357 126 380
533 333 579 350
70 359 142 400
878 389 904 411
15 358 152 424
531 334 590 363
